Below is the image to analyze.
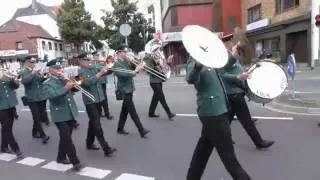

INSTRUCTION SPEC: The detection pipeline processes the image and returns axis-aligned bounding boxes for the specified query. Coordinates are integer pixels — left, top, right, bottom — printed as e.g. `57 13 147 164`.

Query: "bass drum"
245 59 288 104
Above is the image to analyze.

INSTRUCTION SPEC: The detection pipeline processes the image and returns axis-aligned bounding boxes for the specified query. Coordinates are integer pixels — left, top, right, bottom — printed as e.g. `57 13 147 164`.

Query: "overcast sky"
0 0 115 26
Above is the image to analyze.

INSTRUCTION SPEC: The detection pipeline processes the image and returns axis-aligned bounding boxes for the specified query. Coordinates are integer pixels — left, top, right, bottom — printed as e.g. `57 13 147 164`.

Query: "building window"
59 44 63 51
54 43 58 51
262 37 280 57
16 42 23 50
42 41 46 50
248 4 261 24
48 42 52 50
276 0 300 14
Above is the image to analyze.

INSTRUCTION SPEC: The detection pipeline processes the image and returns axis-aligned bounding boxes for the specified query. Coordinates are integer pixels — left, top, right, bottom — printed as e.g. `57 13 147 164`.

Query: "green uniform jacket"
113 60 135 94
78 67 105 105
19 68 47 102
219 57 245 95
186 57 228 117
42 77 78 123
0 77 19 111
93 63 108 84
145 55 164 83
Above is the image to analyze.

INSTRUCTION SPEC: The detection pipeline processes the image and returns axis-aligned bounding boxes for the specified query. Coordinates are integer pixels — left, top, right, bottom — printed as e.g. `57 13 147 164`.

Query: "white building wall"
311 0 320 67
16 14 61 39
137 0 162 32
37 38 65 61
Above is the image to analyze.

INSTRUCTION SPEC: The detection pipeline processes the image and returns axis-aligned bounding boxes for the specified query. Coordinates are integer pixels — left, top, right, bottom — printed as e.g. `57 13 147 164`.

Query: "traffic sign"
119 24 131 37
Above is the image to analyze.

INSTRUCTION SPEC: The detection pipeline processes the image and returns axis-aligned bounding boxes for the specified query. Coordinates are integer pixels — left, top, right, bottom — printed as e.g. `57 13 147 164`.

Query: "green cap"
46 58 63 68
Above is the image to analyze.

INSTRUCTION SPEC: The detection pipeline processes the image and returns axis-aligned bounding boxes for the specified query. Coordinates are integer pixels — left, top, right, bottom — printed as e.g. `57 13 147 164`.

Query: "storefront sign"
246 18 270 31
0 50 29 57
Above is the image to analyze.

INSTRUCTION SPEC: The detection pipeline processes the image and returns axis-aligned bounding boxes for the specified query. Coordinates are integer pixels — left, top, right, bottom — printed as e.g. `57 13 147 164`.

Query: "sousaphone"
182 25 229 68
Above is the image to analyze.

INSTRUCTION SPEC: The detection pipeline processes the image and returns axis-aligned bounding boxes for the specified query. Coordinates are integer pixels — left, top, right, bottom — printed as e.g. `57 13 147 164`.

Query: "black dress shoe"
139 129 150 138
57 159 71 164
14 151 24 159
106 115 114 120
256 140 274 149
168 113 176 120
148 114 160 118
42 136 50 144
117 130 130 135
87 144 100 150
72 163 84 172
104 147 117 157
1 148 12 153
32 134 41 139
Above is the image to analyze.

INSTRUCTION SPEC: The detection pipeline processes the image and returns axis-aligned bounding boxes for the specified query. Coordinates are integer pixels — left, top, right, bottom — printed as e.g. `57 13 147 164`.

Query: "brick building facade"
243 0 311 66
160 0 243 74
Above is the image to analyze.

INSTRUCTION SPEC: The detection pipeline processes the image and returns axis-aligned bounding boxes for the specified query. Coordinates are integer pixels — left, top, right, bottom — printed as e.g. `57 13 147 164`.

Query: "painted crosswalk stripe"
115 173 155 180
41 161 72 172
16 157 46 167
0 153 18 162
177 114 294 120
76 167 111 179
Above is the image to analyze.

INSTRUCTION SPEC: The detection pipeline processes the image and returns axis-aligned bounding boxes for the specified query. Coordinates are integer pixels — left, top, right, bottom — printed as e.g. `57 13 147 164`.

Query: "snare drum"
245 60 288 104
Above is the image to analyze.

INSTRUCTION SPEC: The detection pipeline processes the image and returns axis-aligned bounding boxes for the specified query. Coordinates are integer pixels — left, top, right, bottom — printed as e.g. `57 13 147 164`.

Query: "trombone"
63 74 96 102
125 53 167 81
102 62 138 74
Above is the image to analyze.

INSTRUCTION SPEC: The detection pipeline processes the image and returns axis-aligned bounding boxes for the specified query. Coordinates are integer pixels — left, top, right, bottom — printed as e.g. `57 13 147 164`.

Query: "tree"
101 0 156 52
57 0 97 52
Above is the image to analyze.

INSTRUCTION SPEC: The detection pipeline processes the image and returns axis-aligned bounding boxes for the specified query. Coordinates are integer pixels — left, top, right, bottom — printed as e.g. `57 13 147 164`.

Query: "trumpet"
125 53 167 81
0 68 22 81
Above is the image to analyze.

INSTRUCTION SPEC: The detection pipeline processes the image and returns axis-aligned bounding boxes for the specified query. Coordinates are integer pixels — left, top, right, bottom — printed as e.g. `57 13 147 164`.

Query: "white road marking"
41 161 72 172
176 114 294 120
115 173 155 180
77 167 112 179
16 157 46 167
0 153 17 162
20 109 86 113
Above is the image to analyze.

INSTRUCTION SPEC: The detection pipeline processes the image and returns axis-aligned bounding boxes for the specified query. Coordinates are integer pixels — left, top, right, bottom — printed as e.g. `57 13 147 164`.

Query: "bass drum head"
245 60 288 104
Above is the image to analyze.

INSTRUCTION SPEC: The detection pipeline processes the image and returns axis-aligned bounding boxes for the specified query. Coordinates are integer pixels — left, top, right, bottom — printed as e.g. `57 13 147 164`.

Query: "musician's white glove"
237 72 249 81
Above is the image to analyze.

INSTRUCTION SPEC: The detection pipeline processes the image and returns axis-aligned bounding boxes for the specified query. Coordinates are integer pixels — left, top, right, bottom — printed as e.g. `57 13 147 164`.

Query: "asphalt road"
1 75 320 180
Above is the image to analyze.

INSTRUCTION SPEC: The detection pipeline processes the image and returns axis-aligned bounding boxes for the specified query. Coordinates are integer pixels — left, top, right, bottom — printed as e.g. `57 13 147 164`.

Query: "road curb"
265 101 320 116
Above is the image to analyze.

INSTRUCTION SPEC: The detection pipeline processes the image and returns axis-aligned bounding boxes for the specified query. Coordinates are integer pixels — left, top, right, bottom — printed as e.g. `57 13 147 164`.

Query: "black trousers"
148 82 171 115
0 107 20 152
85 103 111 152
118 93 144 132
186 113 251 180
98 83 110 116
228 93 263 145
28 100 47 137
55 120 80 165
40 101 50 124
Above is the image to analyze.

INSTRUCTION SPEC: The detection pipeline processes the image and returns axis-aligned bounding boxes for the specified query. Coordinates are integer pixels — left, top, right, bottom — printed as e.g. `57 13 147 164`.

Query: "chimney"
32 0 37 12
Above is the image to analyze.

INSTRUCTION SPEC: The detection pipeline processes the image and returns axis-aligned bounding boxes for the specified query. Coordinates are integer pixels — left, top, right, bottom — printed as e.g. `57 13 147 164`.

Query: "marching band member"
92 52 113 120
0 70 23 158
220 34 274 149
42 58 83 171
145 48 176 120
19 56 50 144
77 53 117 157
185 55 251 180
113 48 150 138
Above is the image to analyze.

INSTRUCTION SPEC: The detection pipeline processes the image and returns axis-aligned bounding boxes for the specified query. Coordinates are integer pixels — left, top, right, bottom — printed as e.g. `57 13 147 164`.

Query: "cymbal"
182 25 228 68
